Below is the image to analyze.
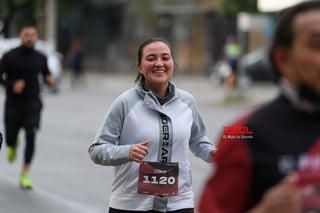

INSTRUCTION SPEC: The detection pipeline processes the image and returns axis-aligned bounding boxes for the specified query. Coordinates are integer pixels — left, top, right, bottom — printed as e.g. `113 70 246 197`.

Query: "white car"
0 38 63 93
239 46 276 82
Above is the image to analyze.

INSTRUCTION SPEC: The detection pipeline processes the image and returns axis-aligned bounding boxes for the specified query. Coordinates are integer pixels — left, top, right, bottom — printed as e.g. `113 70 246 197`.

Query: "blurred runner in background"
0 24 55 189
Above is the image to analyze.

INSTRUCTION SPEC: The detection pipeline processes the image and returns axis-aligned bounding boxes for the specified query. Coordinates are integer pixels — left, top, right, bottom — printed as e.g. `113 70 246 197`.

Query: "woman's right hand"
129 141 149 163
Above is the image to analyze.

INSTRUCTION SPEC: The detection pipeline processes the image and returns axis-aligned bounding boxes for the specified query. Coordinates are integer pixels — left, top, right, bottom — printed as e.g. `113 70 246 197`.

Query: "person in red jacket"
198 1 320 213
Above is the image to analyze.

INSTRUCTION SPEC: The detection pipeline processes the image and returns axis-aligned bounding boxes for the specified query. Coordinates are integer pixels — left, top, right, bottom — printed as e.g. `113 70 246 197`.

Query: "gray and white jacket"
88 79 215 212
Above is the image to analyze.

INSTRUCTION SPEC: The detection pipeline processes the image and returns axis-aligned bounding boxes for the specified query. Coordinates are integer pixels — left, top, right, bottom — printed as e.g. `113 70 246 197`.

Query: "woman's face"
138 41 174 91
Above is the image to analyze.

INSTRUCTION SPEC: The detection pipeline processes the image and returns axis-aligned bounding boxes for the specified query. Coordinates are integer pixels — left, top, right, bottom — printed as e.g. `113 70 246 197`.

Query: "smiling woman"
137 38 174 98
88 37 215 213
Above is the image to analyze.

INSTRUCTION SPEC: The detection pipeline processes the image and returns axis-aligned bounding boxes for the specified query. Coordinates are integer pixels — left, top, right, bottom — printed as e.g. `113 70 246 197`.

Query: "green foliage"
84 0 113 8
217 0 258 16
0 0 45 36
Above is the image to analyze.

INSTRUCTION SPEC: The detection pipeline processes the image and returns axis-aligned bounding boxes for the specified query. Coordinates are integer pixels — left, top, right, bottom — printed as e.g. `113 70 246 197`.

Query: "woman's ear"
137 64 142 73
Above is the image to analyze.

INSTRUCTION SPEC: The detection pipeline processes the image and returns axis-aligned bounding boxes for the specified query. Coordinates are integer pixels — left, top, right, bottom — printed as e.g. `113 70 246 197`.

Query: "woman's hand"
129 141 149 163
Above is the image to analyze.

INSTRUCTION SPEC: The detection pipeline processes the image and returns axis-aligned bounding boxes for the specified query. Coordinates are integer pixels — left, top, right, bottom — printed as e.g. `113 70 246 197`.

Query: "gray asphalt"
0 73 278 213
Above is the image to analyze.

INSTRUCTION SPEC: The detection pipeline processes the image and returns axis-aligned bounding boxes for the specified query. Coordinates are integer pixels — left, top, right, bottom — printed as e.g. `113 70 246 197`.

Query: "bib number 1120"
138 161 179 196
142 175 176 185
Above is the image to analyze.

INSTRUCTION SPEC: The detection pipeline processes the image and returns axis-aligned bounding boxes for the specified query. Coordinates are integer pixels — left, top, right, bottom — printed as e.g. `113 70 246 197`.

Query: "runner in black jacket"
0 24 55 189
199 1 320 213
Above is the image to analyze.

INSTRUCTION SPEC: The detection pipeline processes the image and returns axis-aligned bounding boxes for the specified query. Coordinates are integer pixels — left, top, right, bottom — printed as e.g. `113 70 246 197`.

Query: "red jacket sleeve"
198 119 253 213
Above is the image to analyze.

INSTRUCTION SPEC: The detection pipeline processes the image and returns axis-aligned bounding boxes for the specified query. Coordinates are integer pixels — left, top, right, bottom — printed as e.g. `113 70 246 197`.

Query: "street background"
0 72 278 213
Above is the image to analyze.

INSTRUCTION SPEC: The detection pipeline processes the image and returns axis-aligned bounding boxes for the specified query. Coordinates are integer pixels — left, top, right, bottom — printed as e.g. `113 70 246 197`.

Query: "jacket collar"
280 78 320 113
135 78 178 108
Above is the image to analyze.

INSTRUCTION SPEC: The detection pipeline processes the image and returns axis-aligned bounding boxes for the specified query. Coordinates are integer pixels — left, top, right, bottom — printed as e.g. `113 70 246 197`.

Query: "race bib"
138 161 179 196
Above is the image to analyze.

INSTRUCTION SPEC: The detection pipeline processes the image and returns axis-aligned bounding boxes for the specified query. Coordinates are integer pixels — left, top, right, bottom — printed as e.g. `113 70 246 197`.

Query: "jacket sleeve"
42 55 51 77
88 97 131 166
199 135 251 213
0 52 15 89
187 94 215 163
39 53 52 79
198 118 253 213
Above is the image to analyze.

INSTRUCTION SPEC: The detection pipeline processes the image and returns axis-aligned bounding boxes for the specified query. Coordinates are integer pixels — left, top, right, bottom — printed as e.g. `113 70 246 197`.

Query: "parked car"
0 38 63 93
239 46 277 82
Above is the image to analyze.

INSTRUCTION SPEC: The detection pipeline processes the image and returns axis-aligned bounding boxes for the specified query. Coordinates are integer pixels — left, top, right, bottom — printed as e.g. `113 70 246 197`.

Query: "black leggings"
5 99 41 164
6 126 36 164
109 207 194 213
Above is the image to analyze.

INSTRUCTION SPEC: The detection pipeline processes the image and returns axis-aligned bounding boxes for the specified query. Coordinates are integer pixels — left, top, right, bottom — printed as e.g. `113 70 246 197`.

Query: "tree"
0 0 46 37
216 0 258 16
0 0 119 37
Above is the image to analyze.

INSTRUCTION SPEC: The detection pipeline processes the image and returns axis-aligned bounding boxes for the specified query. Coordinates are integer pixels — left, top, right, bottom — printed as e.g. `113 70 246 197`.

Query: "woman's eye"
146 57 155 61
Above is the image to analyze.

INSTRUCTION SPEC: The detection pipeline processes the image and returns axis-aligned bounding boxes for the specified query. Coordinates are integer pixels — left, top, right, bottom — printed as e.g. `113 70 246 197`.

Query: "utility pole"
45 0 57 51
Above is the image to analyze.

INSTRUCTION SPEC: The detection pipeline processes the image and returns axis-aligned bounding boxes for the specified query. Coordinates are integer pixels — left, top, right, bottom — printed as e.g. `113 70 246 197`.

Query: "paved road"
0 73 278 213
